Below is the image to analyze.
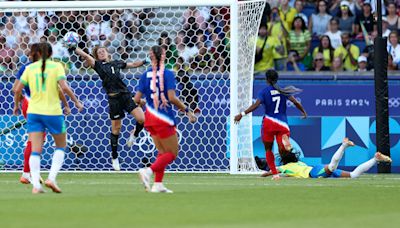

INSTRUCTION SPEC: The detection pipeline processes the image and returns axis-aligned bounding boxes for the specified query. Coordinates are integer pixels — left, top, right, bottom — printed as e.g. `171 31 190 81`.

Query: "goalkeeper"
68 42 146 171
261 135 392 179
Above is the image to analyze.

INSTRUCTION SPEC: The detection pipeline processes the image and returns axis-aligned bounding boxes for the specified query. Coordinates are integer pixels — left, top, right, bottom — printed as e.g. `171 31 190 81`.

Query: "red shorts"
144 111 176 139
261 116 290 144
22 97 29 119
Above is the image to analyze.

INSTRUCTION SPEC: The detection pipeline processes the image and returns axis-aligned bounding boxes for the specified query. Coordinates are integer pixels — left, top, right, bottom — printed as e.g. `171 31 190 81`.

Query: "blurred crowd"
255 0 400 73
1 0 400 75
0 6 230 75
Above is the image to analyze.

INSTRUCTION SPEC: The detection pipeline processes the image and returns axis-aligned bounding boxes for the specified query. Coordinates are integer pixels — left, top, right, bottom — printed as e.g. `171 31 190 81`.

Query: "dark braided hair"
265 69 302 96
149 45 167 110
29 43 40 62
38 42 52 85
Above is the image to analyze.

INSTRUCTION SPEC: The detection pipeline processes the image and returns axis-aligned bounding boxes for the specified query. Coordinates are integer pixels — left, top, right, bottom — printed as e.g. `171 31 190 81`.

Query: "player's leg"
45 133 66 193
150 132 178 193
326 138 354 173
261 118 279 180
27 114 45 193
43 115 66 193
111 119 122 171
108 96 124 170
20 97 32 184
138 131 165 192
349 152 392 178
127 106 145 147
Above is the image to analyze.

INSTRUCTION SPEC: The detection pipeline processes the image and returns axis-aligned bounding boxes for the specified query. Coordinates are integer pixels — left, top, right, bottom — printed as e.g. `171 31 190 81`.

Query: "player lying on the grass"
70 44 146 171
234 69 307 180
12 43 72 185
13 42 83 194
136 45 197 193
261 135 392 178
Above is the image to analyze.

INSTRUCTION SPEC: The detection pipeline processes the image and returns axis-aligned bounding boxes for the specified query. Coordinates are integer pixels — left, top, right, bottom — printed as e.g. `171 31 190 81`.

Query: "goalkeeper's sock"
134 122 144 137
350 158 376 178
48 148 65 182
328 143 348 172
151 152 176 182
266 150 278 175
111 133 119 159
23 141 32 173
29 152 41 189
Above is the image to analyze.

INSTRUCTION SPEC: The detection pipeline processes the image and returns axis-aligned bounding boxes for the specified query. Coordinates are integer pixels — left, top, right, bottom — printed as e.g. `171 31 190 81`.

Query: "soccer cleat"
44 179 62 193
271 174 281 181
39 176 44 184
375 152 392 163
151 183 173 193
193 107 201 116
127 128 137 147
112 158 121 171
343 137 355 147
20 173 31 184
138 168 152 192
32 187 45 194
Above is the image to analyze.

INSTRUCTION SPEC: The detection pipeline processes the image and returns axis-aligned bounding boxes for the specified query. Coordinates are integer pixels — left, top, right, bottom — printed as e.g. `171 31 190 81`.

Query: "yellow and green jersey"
20 60 66 115
278 161 313 178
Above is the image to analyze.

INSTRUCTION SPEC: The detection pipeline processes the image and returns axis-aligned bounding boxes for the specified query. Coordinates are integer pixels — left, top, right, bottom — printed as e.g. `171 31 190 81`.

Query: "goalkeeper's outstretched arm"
74 48 95 68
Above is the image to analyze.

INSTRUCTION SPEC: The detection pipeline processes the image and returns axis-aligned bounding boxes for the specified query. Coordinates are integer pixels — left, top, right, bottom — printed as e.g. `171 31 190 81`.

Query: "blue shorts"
309 165 343 178
27 114 66 134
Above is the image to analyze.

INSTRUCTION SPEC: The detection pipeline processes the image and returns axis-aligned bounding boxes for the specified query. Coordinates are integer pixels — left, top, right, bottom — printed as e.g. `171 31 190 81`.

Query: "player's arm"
234 99 262 124
58 86 71 115
133 91 146 107
12 79 24 103
58 80 84 112
74 47 95 68
126 60 146 68
167 90 196 123
288 96 307 118
13 80 25 115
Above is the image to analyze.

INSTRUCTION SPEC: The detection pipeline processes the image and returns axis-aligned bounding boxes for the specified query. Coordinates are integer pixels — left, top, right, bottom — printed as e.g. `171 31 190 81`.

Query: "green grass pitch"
1 173 399 228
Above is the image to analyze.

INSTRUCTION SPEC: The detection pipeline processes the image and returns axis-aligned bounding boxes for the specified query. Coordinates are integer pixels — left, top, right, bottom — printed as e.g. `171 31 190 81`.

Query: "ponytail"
272 83 302 96
266 69 302 96
150 46 168 110
41 44 47 84
38 42 53 87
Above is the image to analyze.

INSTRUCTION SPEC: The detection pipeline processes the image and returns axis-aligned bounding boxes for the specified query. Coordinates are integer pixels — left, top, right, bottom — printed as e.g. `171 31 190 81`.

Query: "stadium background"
0 1 400 172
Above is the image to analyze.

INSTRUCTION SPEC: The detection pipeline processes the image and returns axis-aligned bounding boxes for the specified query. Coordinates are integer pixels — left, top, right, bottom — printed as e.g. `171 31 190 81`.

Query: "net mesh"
0 1 265 172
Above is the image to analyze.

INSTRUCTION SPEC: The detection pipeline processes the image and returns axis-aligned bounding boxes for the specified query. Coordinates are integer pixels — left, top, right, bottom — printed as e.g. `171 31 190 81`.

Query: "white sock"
48 148 65 182
328 143 348 172
29 152 41 189
350 158 377 178
22 172 30 178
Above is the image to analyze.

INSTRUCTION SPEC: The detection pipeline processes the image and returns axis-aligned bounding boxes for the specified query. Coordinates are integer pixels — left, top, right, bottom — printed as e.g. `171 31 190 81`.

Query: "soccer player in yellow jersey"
262 135 392 179
13 42 83 194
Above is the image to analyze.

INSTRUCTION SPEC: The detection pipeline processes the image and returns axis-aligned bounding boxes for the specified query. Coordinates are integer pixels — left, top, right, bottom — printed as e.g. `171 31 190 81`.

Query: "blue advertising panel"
253 84 400 116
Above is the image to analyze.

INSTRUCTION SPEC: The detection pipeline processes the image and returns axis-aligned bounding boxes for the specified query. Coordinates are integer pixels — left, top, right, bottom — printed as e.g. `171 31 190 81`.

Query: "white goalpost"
0 0 265 173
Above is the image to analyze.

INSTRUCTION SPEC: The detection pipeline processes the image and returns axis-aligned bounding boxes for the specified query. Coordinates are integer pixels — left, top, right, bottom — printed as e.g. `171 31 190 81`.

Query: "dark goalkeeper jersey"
93 60 129 94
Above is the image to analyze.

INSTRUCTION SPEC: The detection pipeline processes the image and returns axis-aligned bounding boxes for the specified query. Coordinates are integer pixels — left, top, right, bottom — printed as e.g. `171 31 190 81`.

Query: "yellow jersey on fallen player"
20 60 66 115
278 161 313 178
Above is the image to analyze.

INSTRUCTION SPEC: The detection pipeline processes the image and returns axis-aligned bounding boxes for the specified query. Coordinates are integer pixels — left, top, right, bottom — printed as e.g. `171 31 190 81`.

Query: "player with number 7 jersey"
234 69 307 180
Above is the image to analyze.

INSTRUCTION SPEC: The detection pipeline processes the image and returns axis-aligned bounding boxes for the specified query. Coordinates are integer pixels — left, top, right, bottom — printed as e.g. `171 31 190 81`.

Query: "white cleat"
112 158 121 171
151 183 173 193
375 152 392 163
127 128 137 147
271 174 281 181
138 168 152 192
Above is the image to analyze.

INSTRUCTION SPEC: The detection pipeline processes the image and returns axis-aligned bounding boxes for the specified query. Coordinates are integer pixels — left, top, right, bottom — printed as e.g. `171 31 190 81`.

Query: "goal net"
0 0 265 173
